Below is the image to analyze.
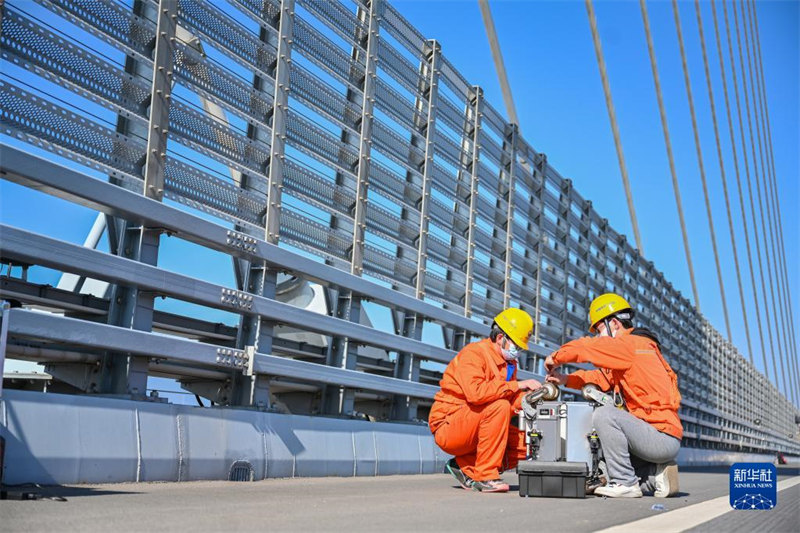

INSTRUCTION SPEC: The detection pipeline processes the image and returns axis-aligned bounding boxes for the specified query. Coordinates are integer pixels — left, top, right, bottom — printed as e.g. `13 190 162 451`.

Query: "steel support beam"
0 223 543 381
103 0 177 398
560 179 573 345
0 301 10 398
233 0 295 409
349 1 379 278
501 124 518 309
0 147 488 337
4 308 439 399
414 40 441 301
325 0 380 416
1 275 238 342
533 155 547 347
444 327 470 354
264 0 292 247
500 123 525 366
392 39 441 421
463 86 483 318
391 309 423 420
323 289 363 415
0 224 460 365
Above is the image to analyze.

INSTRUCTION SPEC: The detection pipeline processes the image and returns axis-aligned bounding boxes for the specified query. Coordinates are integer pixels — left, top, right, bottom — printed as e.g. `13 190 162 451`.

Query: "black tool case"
517 460 588 498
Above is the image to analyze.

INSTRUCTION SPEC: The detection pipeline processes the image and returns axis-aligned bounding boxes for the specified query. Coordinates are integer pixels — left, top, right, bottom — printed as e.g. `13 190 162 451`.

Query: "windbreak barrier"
0 0 797 455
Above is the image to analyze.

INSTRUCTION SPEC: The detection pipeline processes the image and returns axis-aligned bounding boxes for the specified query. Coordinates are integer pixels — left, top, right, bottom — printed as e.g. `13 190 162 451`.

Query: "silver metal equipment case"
516 384 603 498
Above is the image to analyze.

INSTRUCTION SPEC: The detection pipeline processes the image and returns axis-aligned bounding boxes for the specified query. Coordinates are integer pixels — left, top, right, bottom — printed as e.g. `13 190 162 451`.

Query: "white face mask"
501 337 520 361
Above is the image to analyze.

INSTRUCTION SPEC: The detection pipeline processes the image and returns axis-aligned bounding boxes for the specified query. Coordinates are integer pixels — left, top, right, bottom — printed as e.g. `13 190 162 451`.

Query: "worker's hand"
546 372 567 386
544 354 559 373
518 379 542 391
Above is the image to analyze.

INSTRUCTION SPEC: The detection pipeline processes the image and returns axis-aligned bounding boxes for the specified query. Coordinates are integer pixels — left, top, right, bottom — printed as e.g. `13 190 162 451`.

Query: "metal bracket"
243 345 256 376
220 288 254 310
226 230 258 253
215 346 249 369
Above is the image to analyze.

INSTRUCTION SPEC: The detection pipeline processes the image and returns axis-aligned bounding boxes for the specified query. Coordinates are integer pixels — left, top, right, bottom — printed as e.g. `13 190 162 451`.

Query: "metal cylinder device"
521 382 560 420
526 382 560 404
582 383 599 400
581 384 616 407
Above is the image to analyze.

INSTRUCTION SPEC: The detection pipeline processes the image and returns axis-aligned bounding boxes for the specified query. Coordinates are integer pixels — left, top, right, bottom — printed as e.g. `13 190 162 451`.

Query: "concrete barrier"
1 390 793 485
0 390 446 484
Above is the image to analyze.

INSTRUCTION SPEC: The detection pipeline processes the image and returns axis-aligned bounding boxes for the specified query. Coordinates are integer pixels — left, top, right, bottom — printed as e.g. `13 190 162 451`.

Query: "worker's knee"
483 398 512 418
592 405 617 428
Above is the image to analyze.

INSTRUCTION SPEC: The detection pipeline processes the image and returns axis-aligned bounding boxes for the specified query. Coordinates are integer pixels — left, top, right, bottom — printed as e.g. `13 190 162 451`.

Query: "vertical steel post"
72 0 152 396
581 198 594 316
453 329 469 353
392 39 440 421
264 2 292 249
324 0 380 416
391 310 422 420
502 124 518 309
559 179 572 345
532 154 547 346
104 0 177 397
414 40 441 301
463 86 483 318
0 302 10 399
349 1 379 279
141 1 176 205
500 124 524 366
233 0 295 409
598 218 609 295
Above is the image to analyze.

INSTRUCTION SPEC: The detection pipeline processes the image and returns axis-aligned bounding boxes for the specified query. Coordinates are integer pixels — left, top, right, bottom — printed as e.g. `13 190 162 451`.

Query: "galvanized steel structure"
0 0 798 458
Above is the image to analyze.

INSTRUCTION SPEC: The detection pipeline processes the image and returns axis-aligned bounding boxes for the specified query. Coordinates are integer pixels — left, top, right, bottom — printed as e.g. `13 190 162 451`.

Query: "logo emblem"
730 463 776 510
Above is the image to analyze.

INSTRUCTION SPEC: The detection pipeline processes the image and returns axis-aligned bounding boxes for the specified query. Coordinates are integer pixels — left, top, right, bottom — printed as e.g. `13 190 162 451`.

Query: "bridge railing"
0 0 797 453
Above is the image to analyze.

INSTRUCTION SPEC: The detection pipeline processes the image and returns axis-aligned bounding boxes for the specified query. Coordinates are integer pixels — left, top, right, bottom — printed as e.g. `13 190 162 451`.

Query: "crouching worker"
545 293 682 499
429 308 542 493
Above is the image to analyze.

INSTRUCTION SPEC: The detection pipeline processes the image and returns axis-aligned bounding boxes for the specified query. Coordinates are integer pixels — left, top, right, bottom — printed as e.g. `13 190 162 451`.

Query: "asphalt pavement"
1 466 798 532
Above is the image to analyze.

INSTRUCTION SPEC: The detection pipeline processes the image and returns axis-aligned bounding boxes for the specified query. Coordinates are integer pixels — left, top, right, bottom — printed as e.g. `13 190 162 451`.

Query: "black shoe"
445 458 474 490
585 475 607 495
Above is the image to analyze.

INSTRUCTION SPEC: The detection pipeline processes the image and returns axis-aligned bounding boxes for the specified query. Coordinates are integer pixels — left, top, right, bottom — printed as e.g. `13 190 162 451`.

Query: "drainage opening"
228 460 254 482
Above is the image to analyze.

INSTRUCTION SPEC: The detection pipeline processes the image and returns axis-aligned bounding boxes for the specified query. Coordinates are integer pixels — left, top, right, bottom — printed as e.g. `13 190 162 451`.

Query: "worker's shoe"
654 461 679 498
445 458 474 490
472 479 510 493
594 482 643 498
585 475 607 495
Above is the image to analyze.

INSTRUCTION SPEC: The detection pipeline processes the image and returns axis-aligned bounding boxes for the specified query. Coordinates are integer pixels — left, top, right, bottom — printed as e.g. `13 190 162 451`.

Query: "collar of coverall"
614 326 633 338
598 324 634 339
481 337 512 367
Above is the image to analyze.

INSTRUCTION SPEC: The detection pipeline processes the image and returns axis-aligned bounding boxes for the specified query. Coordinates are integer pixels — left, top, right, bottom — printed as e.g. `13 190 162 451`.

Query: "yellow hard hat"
588 293 632 333
493 308 534 350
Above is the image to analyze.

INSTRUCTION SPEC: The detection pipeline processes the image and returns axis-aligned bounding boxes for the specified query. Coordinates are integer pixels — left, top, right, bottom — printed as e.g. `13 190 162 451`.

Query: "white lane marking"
595 475 800 533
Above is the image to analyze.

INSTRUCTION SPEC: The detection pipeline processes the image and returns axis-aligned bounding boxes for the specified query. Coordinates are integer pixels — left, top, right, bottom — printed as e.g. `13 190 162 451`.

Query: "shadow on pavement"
1 484 140 501
679 466 731 474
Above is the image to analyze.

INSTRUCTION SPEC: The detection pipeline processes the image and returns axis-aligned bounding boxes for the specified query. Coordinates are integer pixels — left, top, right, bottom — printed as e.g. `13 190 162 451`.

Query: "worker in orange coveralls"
545 293 682 499
429 308 542 493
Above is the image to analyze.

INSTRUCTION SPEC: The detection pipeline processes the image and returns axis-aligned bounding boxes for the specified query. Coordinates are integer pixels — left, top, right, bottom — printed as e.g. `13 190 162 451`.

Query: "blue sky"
1 0 797 398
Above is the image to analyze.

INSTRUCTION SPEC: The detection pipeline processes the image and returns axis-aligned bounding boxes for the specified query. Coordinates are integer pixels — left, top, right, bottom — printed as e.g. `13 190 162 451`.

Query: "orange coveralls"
428 338 526 481
551 328 682 439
